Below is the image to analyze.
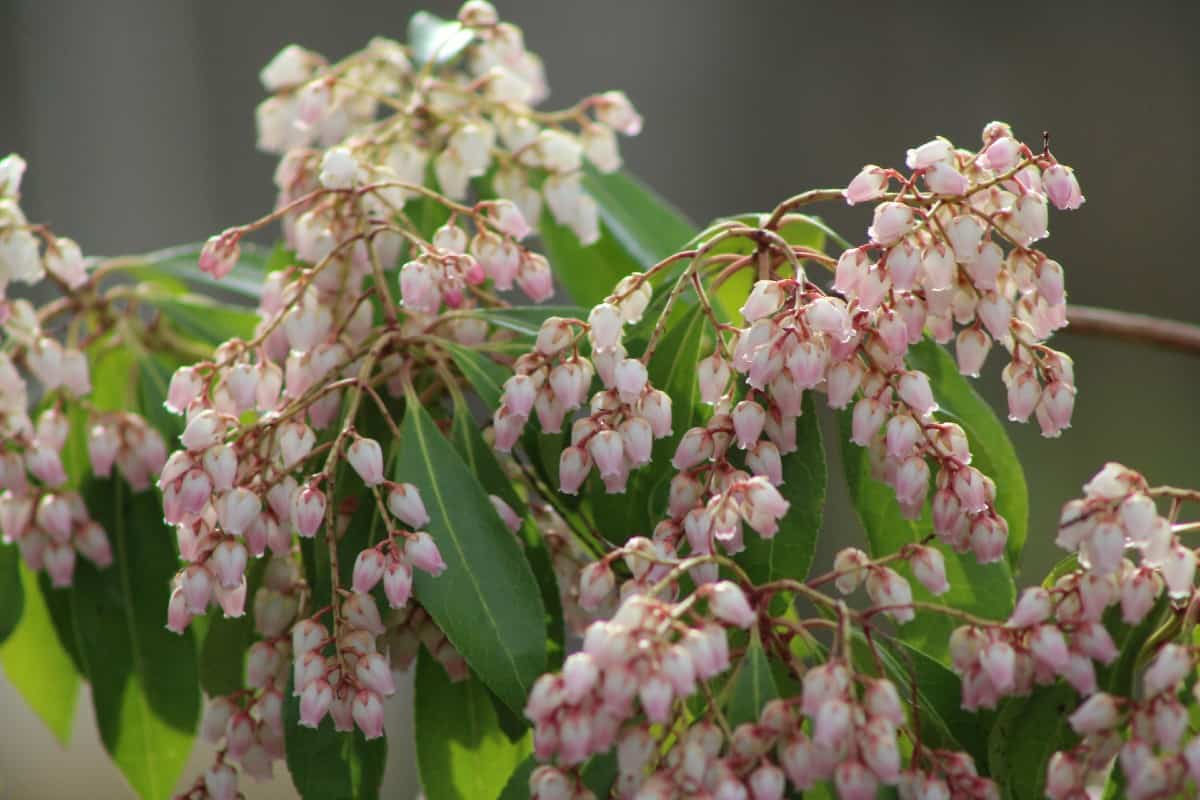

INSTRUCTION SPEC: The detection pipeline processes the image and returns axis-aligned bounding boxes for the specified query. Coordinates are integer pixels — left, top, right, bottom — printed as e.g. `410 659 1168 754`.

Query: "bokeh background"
0 1 1196 797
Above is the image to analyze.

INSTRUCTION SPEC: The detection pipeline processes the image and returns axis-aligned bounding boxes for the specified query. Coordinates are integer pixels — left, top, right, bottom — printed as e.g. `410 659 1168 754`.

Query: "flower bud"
405 531 447 576
844 165 888 205
383 560 413 609
347 437 384 486
351 690 385 739
291 484 326 538
386 483 429 529
909 545 949 595
707 581 756 628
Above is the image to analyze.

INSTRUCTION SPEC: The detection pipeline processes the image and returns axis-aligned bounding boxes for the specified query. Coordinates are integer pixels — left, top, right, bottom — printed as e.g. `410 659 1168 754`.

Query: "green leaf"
839 412 1015 663
987 683 1079 800
726 629 779 728
497 756 537 800
443 341 512 411
905 339 1029 569
738 393 825 586
408 10 475 66
581 168 696 269
118 242 272 303
415 650 532 800
149 296 260 345
0 563 80 744
283 675 387 800
457 305 585 338
0 545 24 645
538 215 641 308
396 395 546 713
196 559 266 697
69 479 200 799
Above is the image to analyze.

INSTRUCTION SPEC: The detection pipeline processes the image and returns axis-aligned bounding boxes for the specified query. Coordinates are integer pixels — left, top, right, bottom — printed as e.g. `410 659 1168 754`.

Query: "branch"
1066 305 1200 357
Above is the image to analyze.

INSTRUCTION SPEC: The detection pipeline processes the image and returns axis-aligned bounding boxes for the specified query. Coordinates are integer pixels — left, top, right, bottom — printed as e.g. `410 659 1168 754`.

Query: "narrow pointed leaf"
0 563 80 744
396 395 546 713
458 305 585 338
581 168 696 268
69 479 200 799
415 650 532 800
726 628 779 728
738 393 825 585
283 673 388 799
0 545 24 645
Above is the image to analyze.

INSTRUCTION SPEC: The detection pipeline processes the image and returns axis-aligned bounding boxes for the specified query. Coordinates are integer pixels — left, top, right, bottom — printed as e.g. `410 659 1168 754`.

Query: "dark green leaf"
443 341 512 411
0 545 24 645
726 629 779 728
738 393 825 585
839 412 1015 663
415 650 531 800
408 11 475 66
70 479 200 799
118 242 272 303
284 674 387 799
905 339 1029 569
581 168 696 269
539 212 642 309
497 756 537 800
150 296 260 345
0 563 80 744
196 559 266 697
457 306 585 338
987 683 1079 800
396 395 546 713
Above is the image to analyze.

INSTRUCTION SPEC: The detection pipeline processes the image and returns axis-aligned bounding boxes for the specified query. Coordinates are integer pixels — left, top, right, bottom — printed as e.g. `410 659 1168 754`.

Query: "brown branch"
1066 305 1200 357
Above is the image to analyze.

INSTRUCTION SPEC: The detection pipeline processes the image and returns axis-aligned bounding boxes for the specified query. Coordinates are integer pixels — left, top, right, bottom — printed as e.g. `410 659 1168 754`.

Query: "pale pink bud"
825 360 864 409
218 488 260 537
866 567 914 623
885 412 925 457
489 495 521 533
215 578 247 618
910 546 949 595
210 539 248 589
1008 587 1052 628
924 161 968 196
1143 643 1190 697
613 358 648 403
1069 692 1120 736
1162 545 1197 598
868 202 915 246
291 485 326 538
618 417 653 466
558 446 592 494
945 215 985 263
865 678 905 726
814 696 853 745
298 678 333 728
588 303 622 350
588 430 625 479
638 389 672 438
844 165 889 205
488 199 531 240
672 427 713 471
562 652 599 705
746 441 783 485
805 296 853 343
202 444 237 493
707 581 756 628
199 231 241 280
638 675 673 723
954 327 991 377
732 401 766 450
351 690 385 739
35 494 72 541
75 521 112 567
383 560 413 608
204 762 238 800
346 437 384 486
749 763 785 800
356 652 396 696
166 587 192 633
1044 752 1082 800
595 90 643 136
399 260 441 314
42 542 74 587
342 591 385 636
26 447 67 488
352 548 386 593
981 639 1017 693
405 531 447 576
181 409 224 452
978 136 1021 172
1121 568 1162 624
384 482 428 529
1042 164 1084 210
502 374 536 418
741 280 785 322
535 317 573 356
1036 381 1075 438
579 561 615 611
896 371 937 417
833 548 869 595
1013 193 1048 244
180 565 213 614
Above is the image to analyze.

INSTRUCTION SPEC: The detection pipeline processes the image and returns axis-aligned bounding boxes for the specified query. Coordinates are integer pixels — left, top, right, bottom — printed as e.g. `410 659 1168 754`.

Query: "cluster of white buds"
182 555 304 799
525 586 751 770
253 0 641 247
1048 643 1200 800
843 122 1080 438
399 202 551 313
349 482 445 611
495 275 673 496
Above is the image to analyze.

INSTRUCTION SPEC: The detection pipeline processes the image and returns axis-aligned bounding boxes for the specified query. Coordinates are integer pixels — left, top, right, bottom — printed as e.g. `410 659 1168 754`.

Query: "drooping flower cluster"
251 0 641 249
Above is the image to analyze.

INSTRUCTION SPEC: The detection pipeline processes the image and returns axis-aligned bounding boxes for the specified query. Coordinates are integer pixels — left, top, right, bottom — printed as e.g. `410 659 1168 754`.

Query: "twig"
1065 305 1200 357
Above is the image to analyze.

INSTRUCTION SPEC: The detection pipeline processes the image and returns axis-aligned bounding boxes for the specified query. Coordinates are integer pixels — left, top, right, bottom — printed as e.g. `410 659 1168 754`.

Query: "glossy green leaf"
408 10 474 66
839 412 1015 663
283 674 387 800
195 559 266 698
457 305 585 338
987 683 1078 800
0 545 24 645
0 563 80 744
905 339 1029 568
443 341 512 411
538 215 641 308
69 479 200 799
416 650 531 800
738 393 825 585
396 395 546 713
497 756 537 800
581 168 696 269
726 628 779 728
149 296 260 345
118 242 272 303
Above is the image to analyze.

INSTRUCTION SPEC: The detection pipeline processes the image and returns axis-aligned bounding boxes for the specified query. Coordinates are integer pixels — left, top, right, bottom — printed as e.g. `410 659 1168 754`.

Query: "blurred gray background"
0 1 1197 797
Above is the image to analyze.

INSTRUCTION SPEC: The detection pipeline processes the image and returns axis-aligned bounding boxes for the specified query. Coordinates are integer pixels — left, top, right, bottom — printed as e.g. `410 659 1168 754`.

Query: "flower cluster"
252 0 641 248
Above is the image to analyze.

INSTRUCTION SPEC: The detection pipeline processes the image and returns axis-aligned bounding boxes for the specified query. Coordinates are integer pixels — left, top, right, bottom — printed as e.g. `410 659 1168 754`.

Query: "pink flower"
347 436 384 486
351 690 385 739
707 581 756 628
844 165 889 206
405 531 447 576
1043 164 1085 210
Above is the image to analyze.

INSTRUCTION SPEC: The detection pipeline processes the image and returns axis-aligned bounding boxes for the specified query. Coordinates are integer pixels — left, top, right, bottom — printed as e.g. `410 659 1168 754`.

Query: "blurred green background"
0 0 1195 796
